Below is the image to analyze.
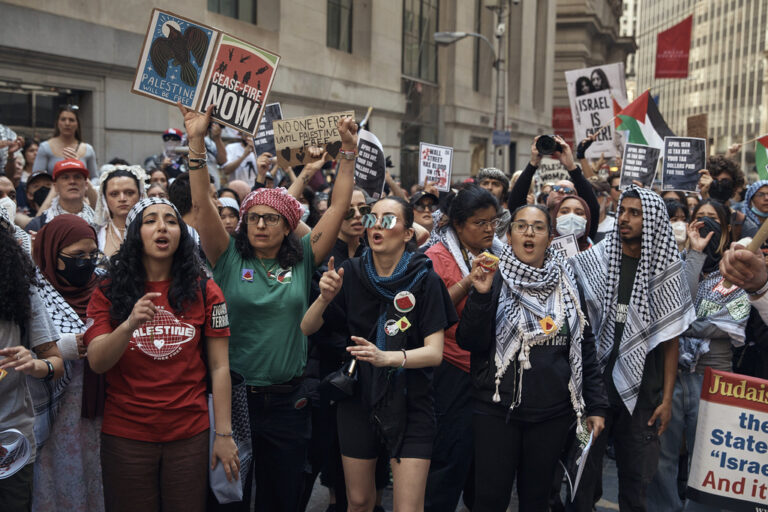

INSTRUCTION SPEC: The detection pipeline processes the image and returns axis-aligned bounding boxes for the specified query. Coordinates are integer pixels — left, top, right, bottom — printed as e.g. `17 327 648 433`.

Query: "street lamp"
435 20 507 168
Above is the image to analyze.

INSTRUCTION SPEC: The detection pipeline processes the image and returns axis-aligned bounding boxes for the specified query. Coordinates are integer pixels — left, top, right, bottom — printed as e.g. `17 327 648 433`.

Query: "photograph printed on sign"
619 143 660 190
272 111 354 167
201 34 280 136
354 129 386 200
661 136 706 192
133 9 217 108
252 103 283 156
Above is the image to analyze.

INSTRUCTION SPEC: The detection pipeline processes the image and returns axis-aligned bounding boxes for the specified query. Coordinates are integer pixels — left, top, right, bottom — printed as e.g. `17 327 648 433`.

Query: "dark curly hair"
706 155 746 191
100 207 204 323
234 222 303 269
0 228 36 327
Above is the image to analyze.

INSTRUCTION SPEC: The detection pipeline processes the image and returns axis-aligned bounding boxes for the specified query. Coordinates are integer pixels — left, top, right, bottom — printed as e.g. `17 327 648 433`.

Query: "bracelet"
188 143 207 156
187 157 208 171
400 348 407 368
214 430 233 437
749 279 768 297
339 149 357 160
455 280 467 293
42 359 54 381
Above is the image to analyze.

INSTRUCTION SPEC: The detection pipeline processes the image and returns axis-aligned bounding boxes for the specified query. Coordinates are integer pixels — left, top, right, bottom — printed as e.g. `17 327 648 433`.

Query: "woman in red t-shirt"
85 197 237 512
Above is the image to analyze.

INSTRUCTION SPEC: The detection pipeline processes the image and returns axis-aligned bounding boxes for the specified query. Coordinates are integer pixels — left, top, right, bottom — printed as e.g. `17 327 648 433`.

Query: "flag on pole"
655 16 693 78
615 90 675 149
755 136 768 180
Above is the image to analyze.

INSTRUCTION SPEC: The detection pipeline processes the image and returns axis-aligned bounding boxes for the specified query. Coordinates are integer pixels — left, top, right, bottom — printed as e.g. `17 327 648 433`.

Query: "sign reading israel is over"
687 368 768 511
133 9 279 136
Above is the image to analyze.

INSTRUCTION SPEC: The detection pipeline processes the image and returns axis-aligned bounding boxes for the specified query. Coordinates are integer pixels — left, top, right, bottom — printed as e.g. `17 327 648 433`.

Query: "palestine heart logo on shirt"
130 307 195 360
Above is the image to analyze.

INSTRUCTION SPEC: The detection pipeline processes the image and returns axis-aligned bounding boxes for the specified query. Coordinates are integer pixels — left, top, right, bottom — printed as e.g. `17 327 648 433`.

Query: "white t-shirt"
224 142 258 187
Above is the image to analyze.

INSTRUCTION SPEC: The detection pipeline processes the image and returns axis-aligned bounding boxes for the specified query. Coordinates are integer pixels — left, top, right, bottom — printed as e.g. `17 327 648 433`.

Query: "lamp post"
435 8 507 169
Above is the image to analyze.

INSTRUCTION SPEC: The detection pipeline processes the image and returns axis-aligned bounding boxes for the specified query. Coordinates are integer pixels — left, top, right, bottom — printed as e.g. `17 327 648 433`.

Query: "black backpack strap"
199 277 212 392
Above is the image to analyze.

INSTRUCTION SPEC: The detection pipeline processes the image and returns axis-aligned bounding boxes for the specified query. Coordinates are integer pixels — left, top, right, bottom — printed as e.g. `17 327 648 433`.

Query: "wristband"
339 149 357 160
42 359 54 381
749 279 768 297
188 143 207 156
400 349 407 368
187 157 208 170
214 430 233 437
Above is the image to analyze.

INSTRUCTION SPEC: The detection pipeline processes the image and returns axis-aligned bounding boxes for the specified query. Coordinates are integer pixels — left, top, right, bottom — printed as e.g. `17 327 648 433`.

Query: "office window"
402 0 438 82
327 0 353 52
208 0 256 24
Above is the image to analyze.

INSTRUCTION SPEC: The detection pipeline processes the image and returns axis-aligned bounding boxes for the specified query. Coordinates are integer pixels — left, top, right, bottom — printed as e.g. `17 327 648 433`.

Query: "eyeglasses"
414 202 438 213
59 250 104 268
244 213 283 226
510 220 549 235
362 213 398 229
344 204 372 220
471 218 502 230
754 192 768 200
552 185 576 194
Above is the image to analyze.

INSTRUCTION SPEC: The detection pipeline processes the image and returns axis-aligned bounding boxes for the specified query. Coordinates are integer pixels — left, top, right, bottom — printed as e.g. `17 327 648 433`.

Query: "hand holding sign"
697 169 712 198
338 117 358 151
720 219 768 289
177 101 215 142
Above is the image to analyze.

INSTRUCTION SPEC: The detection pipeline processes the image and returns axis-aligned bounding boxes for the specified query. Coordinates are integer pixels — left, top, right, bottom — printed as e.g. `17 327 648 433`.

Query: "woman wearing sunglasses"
302 196 457 512
30 215 105 511
180 102 357 510
456 204 607 511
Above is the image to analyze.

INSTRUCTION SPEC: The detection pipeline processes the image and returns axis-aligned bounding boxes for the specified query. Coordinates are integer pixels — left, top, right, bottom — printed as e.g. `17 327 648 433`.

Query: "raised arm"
385 170 408 200
287 148 328 201
309 118 358 265
555 136 599 240
177 102 230 266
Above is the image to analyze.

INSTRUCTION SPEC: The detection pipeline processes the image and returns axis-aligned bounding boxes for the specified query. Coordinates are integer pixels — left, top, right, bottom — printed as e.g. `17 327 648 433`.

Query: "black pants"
0 463 33 512
474 412 573 512
218 382 312 512
566 404 660 512
424 361 474 512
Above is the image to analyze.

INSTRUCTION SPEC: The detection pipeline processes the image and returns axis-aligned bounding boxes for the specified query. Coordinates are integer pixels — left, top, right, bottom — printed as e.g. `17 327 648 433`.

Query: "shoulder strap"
199 277 212 392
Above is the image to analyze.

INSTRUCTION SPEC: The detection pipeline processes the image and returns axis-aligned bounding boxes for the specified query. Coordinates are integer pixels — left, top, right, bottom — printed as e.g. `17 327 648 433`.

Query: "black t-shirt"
605 254 665 409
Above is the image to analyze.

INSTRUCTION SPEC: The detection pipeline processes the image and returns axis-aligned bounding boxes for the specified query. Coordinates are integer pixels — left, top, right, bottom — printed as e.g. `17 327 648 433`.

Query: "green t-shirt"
212 234 315 385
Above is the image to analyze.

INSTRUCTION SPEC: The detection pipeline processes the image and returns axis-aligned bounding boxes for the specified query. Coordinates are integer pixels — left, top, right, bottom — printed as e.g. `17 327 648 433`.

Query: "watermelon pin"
241 268 254 282
539 316 556 334
394 291 415 313
397 316 412 332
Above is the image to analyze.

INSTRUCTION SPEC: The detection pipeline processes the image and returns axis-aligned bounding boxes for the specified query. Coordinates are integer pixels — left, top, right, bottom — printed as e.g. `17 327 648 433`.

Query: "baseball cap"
162 128 183 141
27 170 53 187
409 190 438 206
52 159 89 180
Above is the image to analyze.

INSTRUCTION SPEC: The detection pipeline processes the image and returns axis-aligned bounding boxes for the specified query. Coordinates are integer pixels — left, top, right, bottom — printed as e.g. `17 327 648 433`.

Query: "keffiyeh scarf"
438 226 506 276
744 179 768 227
571 186 695 413
679 268 749 372
44 197 96 226
495 245 587 425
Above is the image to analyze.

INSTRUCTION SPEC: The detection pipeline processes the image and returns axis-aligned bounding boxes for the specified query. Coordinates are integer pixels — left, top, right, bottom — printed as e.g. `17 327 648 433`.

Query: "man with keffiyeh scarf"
567 185 696 512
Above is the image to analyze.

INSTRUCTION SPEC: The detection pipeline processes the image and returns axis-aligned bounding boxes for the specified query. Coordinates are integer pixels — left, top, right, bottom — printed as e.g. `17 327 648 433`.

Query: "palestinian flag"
755 136 768 180
614 90 674 148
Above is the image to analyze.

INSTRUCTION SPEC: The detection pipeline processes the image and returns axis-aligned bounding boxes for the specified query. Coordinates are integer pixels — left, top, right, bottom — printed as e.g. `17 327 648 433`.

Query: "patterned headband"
125 197 181 229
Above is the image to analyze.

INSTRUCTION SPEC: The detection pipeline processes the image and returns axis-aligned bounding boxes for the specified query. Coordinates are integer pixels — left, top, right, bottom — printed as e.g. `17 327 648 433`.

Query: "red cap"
163 128 183 140
52 159 89 180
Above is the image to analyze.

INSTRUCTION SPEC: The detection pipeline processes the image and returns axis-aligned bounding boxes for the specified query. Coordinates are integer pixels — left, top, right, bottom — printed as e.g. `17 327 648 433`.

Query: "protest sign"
418 143 453 192
687 113 708 140
252 103 282 156
619 143 660 190
687 368 768 511
565 63 628 159
551 234 580 259
662 136 706 191
354 129 386 200
272 111 355 168
133 9 280 136
538 157 570 185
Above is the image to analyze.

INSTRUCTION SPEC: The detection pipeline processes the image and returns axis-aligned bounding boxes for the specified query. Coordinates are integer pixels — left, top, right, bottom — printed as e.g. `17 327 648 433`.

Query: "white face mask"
671 221 687 244
556 213 587 238
0 196 16 221
163 140 180 156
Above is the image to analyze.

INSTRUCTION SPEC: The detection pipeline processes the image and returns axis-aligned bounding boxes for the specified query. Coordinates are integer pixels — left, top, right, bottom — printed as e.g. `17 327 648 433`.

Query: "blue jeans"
646 372 720 512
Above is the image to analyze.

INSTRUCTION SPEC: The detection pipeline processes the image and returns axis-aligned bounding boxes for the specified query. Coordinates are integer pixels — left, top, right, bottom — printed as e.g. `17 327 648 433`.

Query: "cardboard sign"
565 63 628 159
132 9 280 136
418 143 453 192
538 157 571 185
272 111 354 167
687 368 768 511
354 129 386 200
687 113 708 140
551 234 580 259
662 136 706 192
252 103 282 156
620 143 660 190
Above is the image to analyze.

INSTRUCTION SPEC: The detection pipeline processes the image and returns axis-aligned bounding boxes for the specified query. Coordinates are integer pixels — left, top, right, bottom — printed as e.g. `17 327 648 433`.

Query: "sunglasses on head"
343 204 372 220
362 213 398 229
552 185 575 194
59 104 79 111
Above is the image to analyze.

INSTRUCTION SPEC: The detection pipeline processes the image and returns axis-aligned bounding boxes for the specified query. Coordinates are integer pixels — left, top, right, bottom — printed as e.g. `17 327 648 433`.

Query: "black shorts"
336 393 434 460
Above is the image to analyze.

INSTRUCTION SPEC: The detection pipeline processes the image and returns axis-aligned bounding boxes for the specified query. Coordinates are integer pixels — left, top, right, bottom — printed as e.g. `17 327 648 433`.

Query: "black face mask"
56 255 96 288
33 186 51 206
709 179 734 203
697 216 722 273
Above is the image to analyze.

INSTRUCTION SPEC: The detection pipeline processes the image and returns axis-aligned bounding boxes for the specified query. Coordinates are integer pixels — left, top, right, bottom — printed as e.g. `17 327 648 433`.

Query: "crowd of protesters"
1 101 768 512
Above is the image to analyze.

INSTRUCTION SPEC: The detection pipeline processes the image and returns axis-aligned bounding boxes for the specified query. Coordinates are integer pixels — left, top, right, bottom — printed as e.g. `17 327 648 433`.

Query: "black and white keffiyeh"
43 197 96 227
571 185 695 413
438 226 506 276
125 197 181 228
494 244 588 425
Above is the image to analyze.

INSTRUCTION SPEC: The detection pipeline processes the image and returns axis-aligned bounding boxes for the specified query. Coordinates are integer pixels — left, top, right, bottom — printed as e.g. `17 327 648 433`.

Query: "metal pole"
494 7 503 168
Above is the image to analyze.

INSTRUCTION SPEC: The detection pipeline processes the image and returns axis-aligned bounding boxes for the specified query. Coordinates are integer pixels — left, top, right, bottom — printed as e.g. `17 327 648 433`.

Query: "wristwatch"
748 278 768 297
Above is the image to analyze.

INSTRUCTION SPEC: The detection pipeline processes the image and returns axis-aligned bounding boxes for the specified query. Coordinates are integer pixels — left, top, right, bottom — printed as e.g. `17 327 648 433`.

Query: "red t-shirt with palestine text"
84 279 230 442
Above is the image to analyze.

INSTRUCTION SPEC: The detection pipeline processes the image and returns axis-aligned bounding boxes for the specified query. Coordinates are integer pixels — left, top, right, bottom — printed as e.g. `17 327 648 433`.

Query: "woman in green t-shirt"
179 102 357 511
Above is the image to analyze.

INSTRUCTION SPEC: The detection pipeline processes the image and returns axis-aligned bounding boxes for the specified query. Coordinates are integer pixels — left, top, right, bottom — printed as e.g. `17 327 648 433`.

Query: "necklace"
257 257 280 279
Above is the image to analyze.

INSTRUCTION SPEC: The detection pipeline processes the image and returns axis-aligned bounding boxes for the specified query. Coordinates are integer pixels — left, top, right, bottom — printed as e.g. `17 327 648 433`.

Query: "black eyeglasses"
244 213 282 226
344 204 372 220
414 203 438 213
59 250 104 268
510 220 548 235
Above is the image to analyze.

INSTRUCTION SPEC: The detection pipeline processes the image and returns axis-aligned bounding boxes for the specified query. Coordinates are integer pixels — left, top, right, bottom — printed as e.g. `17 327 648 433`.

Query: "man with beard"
567 186 695 512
